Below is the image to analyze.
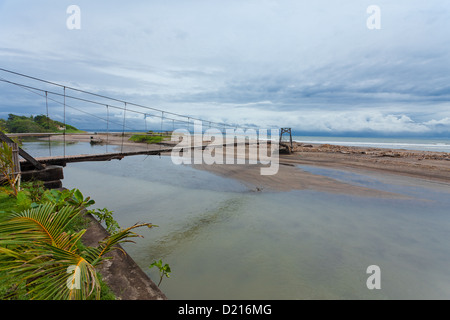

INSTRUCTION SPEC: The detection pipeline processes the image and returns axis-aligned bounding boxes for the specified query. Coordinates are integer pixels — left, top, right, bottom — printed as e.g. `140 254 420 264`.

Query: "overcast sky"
1 0 450 136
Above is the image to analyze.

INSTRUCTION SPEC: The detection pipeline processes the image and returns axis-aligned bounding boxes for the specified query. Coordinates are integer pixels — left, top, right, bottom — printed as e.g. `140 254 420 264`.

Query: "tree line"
0 114 81 133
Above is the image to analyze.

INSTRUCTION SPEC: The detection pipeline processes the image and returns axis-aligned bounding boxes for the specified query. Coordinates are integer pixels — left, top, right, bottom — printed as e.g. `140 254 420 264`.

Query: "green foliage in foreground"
0 185 155 300
89 207 121 234
149 259 172 287
0 142 20 197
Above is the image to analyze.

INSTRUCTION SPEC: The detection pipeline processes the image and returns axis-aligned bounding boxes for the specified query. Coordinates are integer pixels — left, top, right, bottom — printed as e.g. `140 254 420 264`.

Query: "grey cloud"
1 1 450 136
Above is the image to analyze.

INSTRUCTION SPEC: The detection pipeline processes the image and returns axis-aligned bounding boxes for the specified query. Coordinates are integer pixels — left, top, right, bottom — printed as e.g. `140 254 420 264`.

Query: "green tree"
33 115 56 131
0 119 8 133
7 117 42 133
4 113 81 133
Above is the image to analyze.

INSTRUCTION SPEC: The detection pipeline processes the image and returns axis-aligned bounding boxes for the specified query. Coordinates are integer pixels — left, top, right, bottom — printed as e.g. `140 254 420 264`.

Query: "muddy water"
24 141 450 299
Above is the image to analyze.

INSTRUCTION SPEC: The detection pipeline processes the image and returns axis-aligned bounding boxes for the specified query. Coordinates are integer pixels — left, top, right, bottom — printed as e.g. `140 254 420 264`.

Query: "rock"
381 152 401 157
90 138 104 145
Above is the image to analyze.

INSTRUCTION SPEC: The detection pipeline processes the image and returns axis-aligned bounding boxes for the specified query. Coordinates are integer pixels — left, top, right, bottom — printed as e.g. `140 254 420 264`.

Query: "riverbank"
46 133 450 197
191 142 450 198
81 213 167 300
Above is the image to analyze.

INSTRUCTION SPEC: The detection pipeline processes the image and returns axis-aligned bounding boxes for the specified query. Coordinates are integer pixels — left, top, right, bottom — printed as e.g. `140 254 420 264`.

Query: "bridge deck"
18 142 260 167
21 148 174 166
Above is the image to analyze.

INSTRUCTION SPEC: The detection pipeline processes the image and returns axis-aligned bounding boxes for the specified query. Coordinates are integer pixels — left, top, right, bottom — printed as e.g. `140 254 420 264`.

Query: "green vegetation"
0 119 7 133
0 144 156 300
129 134 165 144
0 185 156 300
88 207 121 234
149 259 172 287
0 142 167 300
1 114 83 134
0 142 20 196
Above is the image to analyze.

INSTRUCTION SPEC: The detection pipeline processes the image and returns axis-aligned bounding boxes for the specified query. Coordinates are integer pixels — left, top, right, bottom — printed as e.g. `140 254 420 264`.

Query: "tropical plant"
88 207 120 234
21 180 46 203
0 141 20 197
39 188 95 210
149 259 172 287
0 203 155 300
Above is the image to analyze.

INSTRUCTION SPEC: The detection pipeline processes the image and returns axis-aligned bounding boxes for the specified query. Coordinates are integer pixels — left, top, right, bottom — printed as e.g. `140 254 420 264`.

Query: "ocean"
290 136 450 153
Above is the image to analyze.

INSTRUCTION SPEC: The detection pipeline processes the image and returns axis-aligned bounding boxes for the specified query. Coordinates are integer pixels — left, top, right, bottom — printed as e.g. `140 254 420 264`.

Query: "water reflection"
144 197 246 260
22 140 113 157
297 164 450 203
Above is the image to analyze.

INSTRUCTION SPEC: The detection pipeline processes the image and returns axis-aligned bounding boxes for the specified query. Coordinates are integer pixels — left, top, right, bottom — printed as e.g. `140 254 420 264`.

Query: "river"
22 140 450 299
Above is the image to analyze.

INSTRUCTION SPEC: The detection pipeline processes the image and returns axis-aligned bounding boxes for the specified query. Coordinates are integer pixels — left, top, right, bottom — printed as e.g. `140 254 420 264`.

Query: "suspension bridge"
0 68 292 188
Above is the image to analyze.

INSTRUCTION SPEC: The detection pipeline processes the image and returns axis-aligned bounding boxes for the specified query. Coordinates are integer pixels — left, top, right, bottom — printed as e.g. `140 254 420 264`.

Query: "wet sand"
191 142 450 198
187 144 450 198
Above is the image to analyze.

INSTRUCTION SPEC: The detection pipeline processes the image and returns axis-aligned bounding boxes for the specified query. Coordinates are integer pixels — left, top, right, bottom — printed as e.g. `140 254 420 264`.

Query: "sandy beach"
44 133 450 198
191 143 450 198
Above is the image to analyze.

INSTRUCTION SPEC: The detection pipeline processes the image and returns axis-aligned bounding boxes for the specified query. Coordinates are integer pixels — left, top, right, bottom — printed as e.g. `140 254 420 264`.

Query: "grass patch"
129 134 166 144
64 128 86 134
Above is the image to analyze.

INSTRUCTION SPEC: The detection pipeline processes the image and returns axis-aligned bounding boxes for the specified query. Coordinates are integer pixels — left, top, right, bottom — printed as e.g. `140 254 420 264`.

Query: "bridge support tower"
279 128 293 154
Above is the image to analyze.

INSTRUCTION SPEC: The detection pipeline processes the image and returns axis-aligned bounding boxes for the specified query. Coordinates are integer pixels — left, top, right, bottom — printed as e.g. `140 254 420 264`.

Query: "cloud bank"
0 0 450 136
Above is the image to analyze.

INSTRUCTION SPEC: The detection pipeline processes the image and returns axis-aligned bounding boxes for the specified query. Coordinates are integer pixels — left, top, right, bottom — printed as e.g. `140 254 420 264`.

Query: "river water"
22 141 450 299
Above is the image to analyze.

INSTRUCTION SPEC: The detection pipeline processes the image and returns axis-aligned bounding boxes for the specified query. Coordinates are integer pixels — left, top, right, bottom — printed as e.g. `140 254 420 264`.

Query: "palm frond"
0 243 100 300
86 223 156 266
0 201 155 300
0 203 81 249
26 245 100 300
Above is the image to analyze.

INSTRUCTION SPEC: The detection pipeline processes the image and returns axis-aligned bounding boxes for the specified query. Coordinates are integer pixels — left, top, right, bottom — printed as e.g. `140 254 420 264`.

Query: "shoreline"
43 133 450 197
194 142 450 198
81 213 168 300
